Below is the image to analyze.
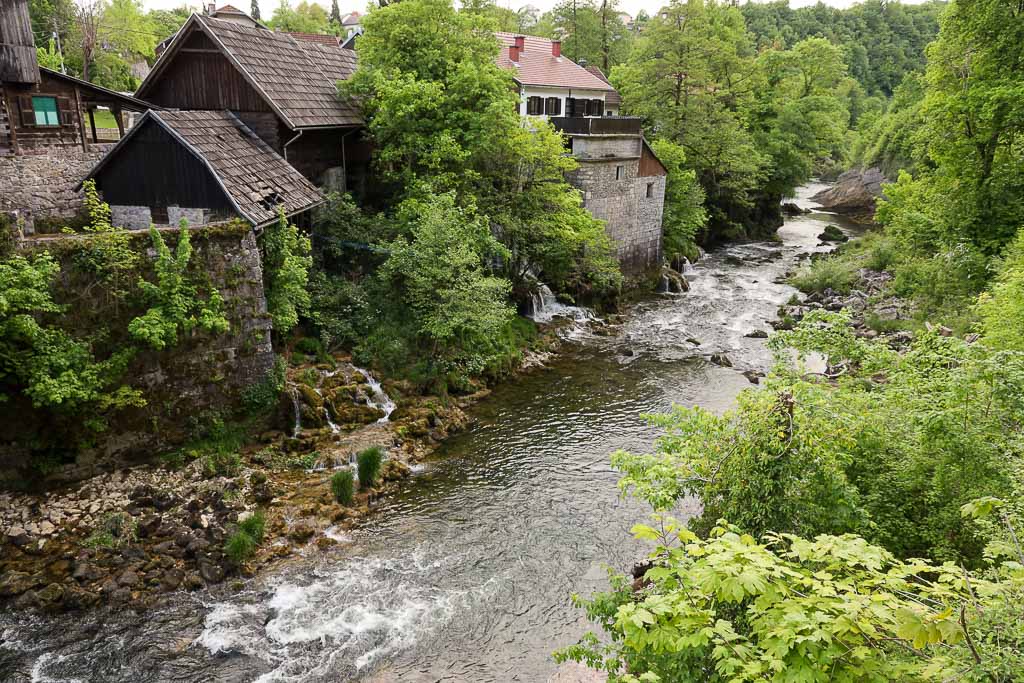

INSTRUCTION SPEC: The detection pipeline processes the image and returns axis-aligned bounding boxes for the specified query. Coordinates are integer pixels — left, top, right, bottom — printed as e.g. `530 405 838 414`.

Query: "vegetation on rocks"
356 447 383 490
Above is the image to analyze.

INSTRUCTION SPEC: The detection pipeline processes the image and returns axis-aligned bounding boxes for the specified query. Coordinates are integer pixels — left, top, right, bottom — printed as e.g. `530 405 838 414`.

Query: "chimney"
551 40 561 58
206 2 215 15
509 45 521 63
514 35 525 50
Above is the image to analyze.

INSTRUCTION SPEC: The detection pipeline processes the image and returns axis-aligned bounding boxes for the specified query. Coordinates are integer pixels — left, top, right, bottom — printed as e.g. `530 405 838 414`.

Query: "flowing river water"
0 183 860 683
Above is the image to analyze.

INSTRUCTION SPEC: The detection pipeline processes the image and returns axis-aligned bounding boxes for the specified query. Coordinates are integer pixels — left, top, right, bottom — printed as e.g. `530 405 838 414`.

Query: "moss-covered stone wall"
0 222 276 484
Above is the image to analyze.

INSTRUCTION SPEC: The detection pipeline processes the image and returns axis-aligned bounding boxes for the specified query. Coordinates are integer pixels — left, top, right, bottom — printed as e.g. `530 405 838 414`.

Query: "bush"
356 447 383 489
242 355 287 413
789 254 858 294
224 530 256 566
331 469 355 505
294 337 324 356
238 510 266 543
201 451 242 478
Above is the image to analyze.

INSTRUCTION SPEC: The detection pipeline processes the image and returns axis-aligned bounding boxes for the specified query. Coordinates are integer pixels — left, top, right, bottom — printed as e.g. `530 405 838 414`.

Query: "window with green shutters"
32 96 59 126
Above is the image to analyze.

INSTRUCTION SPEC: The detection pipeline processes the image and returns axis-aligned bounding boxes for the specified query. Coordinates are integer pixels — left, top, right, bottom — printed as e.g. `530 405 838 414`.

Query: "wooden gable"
142 27 273 115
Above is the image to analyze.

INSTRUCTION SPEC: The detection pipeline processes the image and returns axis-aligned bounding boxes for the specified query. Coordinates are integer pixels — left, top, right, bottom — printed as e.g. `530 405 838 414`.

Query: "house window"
646 182 654 198
526 96 544 115
615 165 623 180
32 96 59 126
545 97 561 116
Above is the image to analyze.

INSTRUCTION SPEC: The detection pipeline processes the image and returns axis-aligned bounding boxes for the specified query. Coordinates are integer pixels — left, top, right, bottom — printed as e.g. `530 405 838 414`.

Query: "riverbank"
0 315 596 613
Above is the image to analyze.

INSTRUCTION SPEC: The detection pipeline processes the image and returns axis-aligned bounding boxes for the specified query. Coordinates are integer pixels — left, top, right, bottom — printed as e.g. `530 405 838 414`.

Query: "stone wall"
0 224 277 484
566 140 665 278
571 134 641 160
0 145 110 233
110 205 235 231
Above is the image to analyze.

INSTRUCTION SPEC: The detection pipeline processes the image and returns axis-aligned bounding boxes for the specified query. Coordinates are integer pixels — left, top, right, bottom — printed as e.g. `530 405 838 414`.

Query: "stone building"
495 32 667 278
552 116 667 278
1 0 150 231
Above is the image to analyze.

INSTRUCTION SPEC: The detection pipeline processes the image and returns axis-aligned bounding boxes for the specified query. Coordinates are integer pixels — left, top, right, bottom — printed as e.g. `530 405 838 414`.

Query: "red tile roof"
585 65 621 107
495 32 613 92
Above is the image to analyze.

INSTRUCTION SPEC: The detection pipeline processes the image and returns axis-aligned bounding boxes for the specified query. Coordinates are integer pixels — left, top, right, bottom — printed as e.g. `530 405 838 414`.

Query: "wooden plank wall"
4 72 82 151
145 30 272 113
0 0 39 83
94 118 234 212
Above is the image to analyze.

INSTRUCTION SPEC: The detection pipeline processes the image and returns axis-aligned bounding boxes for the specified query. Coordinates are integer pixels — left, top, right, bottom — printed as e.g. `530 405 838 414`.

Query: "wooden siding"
0 0 38 83
93 118 234 212
2 75 82 151
284 128 345 183
145 30 273 113
639 140 668 178
236 111 281 152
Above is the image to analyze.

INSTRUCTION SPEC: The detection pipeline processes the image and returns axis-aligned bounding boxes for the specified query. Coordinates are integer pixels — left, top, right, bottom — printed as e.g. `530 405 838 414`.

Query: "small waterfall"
352 367 397 422
526 283 595 325
289 386 302 437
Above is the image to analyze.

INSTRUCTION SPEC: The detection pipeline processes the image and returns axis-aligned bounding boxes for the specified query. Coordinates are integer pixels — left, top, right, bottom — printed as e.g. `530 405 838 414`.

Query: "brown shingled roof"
495 33 613 92
86 110 324 227
584 65 621 107
138 14 361 130
286 31 341 46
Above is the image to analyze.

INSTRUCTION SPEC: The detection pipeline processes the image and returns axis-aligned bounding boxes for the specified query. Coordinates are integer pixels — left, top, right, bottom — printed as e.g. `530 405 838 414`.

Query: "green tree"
268 0 330 33
262 209 313 336
128 224 230 351
649 140 707 264
383 193 514 374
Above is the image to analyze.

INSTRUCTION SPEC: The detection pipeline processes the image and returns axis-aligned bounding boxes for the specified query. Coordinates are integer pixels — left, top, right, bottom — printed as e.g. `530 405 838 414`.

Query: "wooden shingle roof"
85 110 324 227
138 14 361 130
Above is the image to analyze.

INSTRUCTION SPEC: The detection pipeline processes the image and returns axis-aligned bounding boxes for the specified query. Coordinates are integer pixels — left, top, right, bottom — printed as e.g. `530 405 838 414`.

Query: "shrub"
789 254 858 293
356 447 383 489
242 355 287 413
294 337 324 356
202 451 242 478
224 530 256 566
331 470 355 505
238 510 266 543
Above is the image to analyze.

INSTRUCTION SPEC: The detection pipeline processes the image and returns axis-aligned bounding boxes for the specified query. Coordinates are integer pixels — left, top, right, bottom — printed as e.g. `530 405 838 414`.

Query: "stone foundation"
567 153 665 278
110 205 234 230
0 145 111 233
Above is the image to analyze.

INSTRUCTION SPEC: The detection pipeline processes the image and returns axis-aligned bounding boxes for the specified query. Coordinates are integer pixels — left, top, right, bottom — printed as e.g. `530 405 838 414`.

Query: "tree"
383 193 514 375
251 0 261 21
330 0 341 26
261 209 313 335
649 140 707 265
268 0 330 33
75 0 102 82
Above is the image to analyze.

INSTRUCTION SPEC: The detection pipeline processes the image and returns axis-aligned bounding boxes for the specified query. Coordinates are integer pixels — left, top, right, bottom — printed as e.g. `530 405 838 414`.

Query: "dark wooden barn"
134 13 370 194
82 109 325 230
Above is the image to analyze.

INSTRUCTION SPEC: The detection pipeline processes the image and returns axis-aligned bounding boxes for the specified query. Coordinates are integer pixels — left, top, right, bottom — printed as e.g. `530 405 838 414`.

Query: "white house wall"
518 85 618 120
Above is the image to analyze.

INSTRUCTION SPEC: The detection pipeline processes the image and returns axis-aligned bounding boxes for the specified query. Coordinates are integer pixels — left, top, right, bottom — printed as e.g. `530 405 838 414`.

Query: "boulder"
810 167 886 217
710 353 733 368
817 224 849 242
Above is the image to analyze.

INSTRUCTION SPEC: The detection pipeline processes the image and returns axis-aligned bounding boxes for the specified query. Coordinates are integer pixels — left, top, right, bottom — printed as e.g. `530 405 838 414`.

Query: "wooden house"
82 110 324 230
1 0 152 229
135 13 369 191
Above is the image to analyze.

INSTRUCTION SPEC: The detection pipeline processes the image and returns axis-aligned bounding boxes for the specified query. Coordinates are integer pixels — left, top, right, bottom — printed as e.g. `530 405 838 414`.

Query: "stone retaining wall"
0 145 110 232
0 225 277 484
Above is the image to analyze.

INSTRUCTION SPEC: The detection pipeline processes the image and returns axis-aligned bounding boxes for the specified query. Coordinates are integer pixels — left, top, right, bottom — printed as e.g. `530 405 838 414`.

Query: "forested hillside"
560 0 1024 680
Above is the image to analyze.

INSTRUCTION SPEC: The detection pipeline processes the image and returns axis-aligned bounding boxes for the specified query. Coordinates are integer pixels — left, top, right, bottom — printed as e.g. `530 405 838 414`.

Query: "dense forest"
554 0 1024 680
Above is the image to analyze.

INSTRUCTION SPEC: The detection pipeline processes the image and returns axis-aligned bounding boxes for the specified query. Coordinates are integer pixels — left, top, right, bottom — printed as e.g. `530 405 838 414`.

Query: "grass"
225 531 256 566
239 511 266 543
357 447 383 490
331 470 355 505
789 255 859 294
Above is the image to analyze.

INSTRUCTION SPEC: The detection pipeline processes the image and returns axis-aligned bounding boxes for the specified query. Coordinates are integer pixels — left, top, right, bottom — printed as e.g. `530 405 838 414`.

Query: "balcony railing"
548 116 642 136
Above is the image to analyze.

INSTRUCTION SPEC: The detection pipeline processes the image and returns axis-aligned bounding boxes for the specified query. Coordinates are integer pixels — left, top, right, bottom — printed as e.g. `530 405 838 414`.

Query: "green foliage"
649 140 707 265
83 512 136 549
356 446 383 489
331 469 355 505
238 510 266 543
0 251 140 412
978 232 1024 352
788 254 858 294
242 355 287 413
128 224 229 351
262 209 312 336
267 0 330 33
383 193 514 377
201 450 242 479
559 519 1021 682
224 529 257 566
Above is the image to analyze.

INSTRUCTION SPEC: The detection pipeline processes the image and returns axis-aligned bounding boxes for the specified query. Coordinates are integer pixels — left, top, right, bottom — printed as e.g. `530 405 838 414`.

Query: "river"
0 183 857 683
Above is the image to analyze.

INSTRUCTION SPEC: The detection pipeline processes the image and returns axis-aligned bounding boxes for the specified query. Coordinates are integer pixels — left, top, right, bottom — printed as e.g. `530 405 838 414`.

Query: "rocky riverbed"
0 350 553 614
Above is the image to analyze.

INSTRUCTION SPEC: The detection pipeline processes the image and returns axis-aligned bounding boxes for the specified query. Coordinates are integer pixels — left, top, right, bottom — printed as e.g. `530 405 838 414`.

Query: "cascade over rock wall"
0 223 276 485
